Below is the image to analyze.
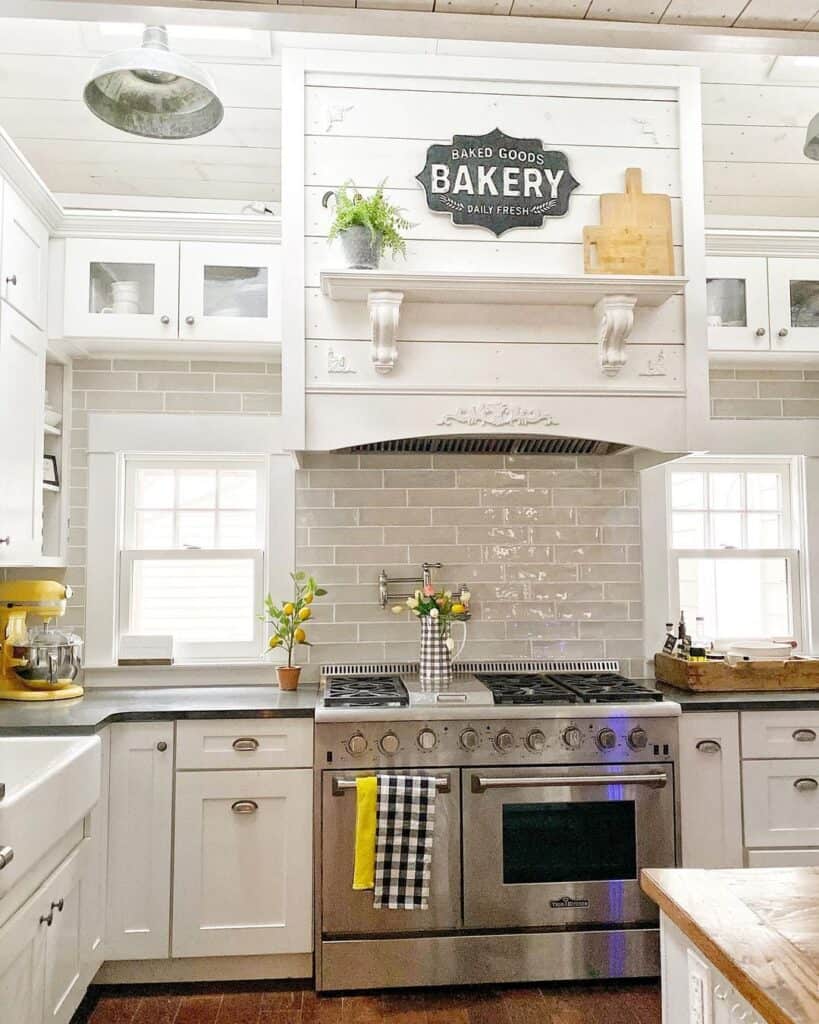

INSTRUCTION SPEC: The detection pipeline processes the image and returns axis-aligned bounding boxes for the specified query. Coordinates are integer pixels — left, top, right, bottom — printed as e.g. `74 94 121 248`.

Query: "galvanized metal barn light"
83 26 224 140
805 113 819 160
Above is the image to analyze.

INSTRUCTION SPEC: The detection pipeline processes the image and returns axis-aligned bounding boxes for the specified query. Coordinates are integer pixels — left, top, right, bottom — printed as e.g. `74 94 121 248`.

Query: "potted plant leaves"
323 180 412 269
262 572 327 690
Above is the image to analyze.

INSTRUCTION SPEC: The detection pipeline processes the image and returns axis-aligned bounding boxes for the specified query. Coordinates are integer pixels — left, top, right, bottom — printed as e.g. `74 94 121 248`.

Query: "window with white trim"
119 457 267 662
668 459 800 644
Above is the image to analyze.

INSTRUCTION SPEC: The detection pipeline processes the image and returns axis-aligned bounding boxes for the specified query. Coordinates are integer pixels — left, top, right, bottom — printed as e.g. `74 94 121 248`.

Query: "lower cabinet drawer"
741 710 819 759
171 768 313 958
746 848 819 867
176 718 313 770
742 759 819 847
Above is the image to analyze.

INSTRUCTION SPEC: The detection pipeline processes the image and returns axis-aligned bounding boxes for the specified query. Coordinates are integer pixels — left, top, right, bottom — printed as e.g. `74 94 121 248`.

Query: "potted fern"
323 181 411 269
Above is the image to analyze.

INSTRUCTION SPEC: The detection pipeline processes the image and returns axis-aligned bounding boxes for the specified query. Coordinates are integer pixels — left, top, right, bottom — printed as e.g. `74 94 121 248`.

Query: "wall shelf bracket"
368 290 403 374
596 294 638 377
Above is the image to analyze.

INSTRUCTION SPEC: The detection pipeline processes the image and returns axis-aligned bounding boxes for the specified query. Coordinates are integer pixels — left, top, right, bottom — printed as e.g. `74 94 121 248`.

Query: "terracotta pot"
277 666 301 691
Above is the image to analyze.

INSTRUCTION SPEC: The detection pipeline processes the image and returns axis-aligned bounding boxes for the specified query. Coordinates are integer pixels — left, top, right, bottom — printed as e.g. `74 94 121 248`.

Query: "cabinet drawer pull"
231 799 258 814
696 740 722 754
793 729 817 742
5 274 16 286
0 846 13 869
39 910 53 927
51 898 64 913
0 536 10 546
794 777 818 792
232 737 259 752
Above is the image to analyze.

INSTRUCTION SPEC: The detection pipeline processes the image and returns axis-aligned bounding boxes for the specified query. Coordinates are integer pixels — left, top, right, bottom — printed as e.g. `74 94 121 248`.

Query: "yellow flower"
298 607 311 621
451 603 465 616
294 627 306 643
304 592 314 604
391 605 404 614
283 602 295 616
268 635 282 648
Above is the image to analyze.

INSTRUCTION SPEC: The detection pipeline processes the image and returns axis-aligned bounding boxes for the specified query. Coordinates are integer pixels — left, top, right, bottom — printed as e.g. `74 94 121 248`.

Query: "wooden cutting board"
583 168 674 276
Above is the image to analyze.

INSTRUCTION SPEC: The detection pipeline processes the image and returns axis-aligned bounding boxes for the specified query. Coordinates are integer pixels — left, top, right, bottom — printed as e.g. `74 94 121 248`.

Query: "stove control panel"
319 717 677 768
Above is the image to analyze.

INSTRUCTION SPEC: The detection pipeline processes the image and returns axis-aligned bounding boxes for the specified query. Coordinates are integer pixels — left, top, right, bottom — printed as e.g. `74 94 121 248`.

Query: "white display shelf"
319 270 687 376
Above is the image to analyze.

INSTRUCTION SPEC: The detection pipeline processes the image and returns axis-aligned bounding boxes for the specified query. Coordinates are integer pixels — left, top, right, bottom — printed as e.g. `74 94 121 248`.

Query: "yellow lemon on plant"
298 607 311 621
294 627 306 643
304 592 314 604
268 636 282 648
283 602 295 616
451 603 465 615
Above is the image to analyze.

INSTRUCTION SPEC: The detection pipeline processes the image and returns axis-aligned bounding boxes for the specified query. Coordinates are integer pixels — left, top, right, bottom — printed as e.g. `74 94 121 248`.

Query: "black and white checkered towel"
374 775 437 910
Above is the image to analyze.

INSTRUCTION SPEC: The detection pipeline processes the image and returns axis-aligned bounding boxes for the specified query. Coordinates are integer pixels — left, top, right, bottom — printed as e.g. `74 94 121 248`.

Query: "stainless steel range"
314 660 680 992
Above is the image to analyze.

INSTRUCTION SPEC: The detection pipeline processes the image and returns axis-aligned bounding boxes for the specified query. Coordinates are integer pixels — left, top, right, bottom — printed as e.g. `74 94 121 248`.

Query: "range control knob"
562 726 582 749
460 728 480 752
417 728 438 751
597 727 618 750
526 729 546 753
494 730 515 753
379 732 400 755
347 733 367 756
628 727 649 751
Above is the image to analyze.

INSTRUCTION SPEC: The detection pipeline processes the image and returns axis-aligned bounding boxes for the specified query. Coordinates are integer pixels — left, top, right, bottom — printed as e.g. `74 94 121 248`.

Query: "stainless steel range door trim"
318 928 660 991
462 763 675 931
471 772 668 792
333 775 451 795
321 768 462 936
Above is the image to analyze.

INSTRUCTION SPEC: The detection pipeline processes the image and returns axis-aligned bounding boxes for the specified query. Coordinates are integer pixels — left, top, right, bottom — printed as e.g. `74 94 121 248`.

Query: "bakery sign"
416 127 579 237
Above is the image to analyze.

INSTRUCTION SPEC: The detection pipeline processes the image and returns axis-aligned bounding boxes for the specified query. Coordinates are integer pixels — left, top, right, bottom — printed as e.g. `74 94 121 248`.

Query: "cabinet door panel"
0 888 45 1024
768 257 819 352
743 758 819 847
80 727 109 984
179 241 281 343
678 712 743 868
63 239 179 340
43 844 86 1024
172 768 312 958
0 305 45 563
1 181 49 329
106 722 173 960
706 256 770 352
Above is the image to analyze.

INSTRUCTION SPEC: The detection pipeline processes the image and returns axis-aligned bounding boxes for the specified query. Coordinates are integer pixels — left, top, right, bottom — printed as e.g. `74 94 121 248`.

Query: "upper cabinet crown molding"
0 125 61 234
55 210 281 244
706 227 819 259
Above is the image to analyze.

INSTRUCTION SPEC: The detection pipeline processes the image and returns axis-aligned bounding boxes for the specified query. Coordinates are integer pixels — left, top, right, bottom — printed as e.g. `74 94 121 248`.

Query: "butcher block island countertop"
642 867 819 1024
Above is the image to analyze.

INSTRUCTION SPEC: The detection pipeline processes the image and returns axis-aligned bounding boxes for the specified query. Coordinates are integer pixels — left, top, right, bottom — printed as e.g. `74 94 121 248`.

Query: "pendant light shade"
83 26 223 140
805 113 819 160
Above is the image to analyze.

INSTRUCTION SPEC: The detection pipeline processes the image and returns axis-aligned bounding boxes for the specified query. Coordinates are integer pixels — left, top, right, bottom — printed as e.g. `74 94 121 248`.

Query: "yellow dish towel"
353 776 377 890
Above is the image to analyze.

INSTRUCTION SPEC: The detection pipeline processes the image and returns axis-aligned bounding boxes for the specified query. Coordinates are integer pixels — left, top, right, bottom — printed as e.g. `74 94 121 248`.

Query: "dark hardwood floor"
73 979 661 1024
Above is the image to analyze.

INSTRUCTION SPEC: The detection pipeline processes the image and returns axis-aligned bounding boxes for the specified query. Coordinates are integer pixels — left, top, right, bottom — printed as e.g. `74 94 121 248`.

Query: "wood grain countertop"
641 867 819 1024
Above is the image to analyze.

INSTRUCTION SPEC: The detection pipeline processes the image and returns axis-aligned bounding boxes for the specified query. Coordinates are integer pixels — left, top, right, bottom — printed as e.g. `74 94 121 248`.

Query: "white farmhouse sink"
0 735 101 896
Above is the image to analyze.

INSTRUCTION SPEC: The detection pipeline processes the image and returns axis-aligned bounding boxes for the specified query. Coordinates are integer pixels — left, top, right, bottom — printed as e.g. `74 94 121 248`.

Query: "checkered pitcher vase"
419 615 453 686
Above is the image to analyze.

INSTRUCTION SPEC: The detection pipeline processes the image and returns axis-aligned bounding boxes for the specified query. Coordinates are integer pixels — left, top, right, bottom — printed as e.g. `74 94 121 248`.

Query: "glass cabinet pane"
790 280 819 328
706 277 747 327
89 262 155 315
203 265 268 318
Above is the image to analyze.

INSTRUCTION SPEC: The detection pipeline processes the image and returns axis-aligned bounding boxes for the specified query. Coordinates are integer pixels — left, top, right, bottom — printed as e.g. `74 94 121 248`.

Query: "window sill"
83 661 290 688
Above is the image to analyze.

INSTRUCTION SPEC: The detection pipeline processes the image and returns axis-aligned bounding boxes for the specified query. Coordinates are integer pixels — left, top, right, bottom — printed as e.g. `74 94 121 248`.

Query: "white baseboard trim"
93 953 313 985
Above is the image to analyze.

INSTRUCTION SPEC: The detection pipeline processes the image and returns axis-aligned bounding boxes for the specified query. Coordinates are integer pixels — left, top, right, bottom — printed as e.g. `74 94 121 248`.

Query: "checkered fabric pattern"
373 775 437 910
419 615 453 687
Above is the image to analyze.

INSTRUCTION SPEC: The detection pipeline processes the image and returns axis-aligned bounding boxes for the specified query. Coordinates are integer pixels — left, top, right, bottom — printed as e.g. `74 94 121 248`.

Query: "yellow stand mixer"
0 580 84 701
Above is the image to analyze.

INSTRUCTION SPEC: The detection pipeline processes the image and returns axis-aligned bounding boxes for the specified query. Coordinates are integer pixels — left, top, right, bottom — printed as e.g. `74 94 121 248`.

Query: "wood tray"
654 651 819 692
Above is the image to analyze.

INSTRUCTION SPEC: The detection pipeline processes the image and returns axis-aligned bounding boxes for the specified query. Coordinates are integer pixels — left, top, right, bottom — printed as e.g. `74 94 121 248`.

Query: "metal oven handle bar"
470 772 668 793
332 775 451 796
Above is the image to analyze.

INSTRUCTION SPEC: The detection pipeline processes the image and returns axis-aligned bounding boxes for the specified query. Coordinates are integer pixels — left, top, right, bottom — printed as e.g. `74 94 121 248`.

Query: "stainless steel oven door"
321 769 462 936
462 764 675 930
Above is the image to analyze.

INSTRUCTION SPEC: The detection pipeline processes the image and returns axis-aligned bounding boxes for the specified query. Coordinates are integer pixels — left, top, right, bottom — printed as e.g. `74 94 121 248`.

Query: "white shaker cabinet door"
743 758 819 848
172 767 312 958
42 842 87 1024
0 304 45 564
0 884 46 1024
706 256 770 352
106 722 174 960
1 180 49 329
678 712 743 868
768 257 819 353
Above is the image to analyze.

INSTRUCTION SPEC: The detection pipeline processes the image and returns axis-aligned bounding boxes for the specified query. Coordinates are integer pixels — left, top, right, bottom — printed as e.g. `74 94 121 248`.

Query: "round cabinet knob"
597 728 617 751
346 733 368 756
526 729 546 753
417 728 437 751
379 732 400 755
0 536 10 546
755 327 766 337
562 726 582 749
5 274 16 286
185 315 195 325
628 727 648 751
494 730 515 753
160 315 170 325
778 328 789 338
156 741 167 752
460 728 480 752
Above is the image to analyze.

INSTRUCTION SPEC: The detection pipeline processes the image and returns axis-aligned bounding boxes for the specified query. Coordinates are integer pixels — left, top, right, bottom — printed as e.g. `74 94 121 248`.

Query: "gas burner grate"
547 673 664 704
323 674 409 708
474 673 581 706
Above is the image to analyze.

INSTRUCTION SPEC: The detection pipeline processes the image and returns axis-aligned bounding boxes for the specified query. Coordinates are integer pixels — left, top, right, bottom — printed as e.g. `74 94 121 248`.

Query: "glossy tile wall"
295 452 644 676
710 367 819 418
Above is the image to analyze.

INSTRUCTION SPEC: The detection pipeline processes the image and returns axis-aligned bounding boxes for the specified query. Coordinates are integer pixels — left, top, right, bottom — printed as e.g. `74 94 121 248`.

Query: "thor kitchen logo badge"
416 128 579 237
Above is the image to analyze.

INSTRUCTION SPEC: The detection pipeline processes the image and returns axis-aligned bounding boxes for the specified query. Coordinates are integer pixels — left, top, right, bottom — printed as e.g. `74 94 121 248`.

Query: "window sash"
119 548 264 662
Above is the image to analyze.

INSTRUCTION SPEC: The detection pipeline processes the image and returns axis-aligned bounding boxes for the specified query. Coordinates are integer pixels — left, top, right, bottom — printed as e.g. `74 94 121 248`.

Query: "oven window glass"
502 802 637 884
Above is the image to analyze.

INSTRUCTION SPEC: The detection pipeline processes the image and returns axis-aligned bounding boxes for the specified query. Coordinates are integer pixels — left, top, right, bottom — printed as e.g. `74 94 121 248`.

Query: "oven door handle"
333 775 451 796
470 772 668 793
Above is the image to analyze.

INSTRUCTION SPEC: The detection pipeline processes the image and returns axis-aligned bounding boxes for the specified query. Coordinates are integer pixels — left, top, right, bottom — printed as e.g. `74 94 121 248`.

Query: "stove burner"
323 675 409 708
476 672 663 705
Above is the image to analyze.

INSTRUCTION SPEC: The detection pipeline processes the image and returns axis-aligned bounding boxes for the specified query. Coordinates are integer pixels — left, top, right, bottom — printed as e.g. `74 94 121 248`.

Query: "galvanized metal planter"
340 226 383 270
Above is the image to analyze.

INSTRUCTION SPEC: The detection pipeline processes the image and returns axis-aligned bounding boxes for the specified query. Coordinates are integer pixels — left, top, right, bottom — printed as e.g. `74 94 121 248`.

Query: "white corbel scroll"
595 294 638 377
367 290 403 374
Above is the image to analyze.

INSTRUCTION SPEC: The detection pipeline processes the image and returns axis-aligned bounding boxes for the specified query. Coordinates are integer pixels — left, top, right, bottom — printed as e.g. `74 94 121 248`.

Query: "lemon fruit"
451 603 465 615
268 636 282 648
282 602 295 616
304 592 314 605
298 607 311 621
294 627 306 643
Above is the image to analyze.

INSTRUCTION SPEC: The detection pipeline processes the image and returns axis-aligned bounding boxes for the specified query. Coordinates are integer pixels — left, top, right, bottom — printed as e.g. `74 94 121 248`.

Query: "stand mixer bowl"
13 624 83 691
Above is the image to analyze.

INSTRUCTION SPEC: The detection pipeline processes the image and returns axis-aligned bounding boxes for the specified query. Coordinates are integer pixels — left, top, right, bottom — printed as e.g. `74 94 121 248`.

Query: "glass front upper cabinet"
705 256 771 352
179 242 281 343
64 239 180 340
768 258 819 352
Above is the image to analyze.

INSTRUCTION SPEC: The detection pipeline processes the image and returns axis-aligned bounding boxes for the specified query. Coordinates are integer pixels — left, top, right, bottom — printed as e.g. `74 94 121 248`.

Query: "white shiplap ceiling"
4 14 819 215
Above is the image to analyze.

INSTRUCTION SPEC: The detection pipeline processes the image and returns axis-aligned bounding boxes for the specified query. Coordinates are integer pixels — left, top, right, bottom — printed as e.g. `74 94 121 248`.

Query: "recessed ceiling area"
2 13 819 216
